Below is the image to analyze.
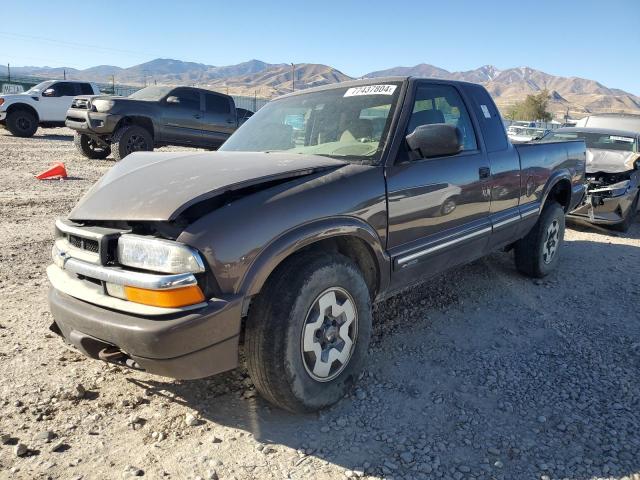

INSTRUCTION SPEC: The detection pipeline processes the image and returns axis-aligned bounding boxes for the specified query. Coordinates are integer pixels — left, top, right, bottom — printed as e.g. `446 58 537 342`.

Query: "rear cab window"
464 84 508 152
205 93 231 114
78 83 94 95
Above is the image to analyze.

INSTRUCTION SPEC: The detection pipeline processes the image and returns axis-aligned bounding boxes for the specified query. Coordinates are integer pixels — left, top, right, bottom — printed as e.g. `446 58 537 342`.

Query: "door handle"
193 114 201 119
479 167 491 179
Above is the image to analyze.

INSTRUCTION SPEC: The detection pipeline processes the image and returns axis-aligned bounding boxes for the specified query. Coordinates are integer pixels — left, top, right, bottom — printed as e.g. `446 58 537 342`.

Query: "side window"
205 93 231 114
55 82 79 97
169 89 201 110
78 83 94 95
407 84 477 151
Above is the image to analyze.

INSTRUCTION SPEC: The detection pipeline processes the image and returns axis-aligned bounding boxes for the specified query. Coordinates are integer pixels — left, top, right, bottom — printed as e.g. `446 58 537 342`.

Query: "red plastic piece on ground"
35 162 67 180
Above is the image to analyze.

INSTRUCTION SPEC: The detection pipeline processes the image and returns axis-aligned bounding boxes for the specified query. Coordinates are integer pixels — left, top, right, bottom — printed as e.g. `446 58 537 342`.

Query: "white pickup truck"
0 80 101 137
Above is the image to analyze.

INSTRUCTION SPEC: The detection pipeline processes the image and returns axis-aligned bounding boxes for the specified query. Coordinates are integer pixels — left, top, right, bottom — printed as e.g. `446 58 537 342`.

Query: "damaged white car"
539 127 639 231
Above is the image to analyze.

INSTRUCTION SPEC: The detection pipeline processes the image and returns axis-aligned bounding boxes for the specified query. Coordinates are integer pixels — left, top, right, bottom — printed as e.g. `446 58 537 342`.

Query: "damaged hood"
586 148 639 174
69 151 346 221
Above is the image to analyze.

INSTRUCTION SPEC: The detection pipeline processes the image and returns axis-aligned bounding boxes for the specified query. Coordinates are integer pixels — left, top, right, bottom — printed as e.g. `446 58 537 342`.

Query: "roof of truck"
276 76 482 99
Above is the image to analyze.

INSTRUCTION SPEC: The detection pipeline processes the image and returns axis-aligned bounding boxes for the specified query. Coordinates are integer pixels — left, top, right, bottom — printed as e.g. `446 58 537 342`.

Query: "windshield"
220 82 402 163
128 86 173 101
26 81 53 95
540 131 637 152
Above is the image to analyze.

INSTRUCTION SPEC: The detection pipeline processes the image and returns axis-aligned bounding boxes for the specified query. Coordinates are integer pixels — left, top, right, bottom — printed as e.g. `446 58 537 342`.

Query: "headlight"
92 99 115 112
117 234 205 274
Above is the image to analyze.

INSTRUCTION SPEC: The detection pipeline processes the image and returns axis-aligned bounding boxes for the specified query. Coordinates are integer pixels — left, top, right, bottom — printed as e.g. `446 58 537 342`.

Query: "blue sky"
2 0 639 94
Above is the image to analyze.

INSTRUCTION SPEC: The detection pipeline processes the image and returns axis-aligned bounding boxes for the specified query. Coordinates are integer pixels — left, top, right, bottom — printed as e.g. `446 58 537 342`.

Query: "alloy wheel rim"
543 219 560 264
126 134 147 153
88 139 106 153
300 287 358 382
17 116 31 131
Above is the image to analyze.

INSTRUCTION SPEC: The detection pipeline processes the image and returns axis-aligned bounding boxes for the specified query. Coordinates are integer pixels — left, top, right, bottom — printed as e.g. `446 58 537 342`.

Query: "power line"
0 31 165 60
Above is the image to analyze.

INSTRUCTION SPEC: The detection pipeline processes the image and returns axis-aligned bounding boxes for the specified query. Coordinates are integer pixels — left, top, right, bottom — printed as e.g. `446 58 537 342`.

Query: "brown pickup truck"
48 78 586 412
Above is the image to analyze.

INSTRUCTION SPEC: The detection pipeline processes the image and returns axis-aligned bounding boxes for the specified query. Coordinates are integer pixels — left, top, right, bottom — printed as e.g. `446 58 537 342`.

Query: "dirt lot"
0 128 639 480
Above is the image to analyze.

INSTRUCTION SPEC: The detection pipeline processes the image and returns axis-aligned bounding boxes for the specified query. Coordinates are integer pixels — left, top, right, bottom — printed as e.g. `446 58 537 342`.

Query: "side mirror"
406 124 463 159
42 88 56 97
166 96 180 104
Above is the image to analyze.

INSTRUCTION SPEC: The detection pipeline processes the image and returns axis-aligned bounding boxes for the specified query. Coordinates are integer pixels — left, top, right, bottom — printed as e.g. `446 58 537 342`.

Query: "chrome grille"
71 98 91 110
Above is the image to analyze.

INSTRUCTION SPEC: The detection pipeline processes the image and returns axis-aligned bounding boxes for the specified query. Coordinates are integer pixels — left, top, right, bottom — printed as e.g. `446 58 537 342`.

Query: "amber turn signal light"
123 285 205 308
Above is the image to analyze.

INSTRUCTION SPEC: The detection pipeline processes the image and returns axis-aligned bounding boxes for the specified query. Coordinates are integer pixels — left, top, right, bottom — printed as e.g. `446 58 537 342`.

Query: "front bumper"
568 175 639 225
49 287 242 379
65 109 121 135
0 111 6 122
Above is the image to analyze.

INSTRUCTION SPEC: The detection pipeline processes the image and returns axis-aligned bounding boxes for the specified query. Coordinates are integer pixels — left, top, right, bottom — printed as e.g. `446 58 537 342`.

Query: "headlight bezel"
92 99 116 113
117 234 206 274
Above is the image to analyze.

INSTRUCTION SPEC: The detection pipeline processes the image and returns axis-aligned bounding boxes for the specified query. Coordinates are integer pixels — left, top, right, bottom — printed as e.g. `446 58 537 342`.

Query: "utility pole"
7 63 10 82
63 69 66 80
291 63 295 92
111 75 115 95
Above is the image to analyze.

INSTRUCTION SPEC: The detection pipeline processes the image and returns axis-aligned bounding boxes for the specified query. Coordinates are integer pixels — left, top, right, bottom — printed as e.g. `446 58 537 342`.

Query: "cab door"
159 88 204 145
39 82 78 121
201 92 236 147
385 81 492 290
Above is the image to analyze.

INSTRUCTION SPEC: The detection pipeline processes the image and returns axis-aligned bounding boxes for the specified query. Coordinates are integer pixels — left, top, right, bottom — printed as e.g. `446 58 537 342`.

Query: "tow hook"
98 346 126 363
98 347 143 370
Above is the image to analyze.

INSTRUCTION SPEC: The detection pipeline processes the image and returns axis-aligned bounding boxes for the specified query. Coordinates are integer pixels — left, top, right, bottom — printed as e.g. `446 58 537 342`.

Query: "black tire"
245 251 372 412
610 190 639 233
514 201 565 278
73 132 111 160
6 109 38 137
111 125 153 161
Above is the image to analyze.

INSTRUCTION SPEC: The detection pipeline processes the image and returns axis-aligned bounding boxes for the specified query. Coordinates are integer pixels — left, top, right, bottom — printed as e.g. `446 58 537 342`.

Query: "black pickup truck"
48 78 586 412
65 85 253 161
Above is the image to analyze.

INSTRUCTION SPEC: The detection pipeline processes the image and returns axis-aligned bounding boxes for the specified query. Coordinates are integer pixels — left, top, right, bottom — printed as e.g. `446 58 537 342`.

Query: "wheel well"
261 235 380 301
545 179 571 212
115 116 154 138
6 103 39 123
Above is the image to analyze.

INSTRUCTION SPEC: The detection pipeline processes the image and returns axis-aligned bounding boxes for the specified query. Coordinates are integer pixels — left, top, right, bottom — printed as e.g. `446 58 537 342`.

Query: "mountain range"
6 58 640 117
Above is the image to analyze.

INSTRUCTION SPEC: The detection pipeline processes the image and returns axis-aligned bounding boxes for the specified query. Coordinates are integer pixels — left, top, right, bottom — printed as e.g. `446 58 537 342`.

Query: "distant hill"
366 64 640 117
5 58 639 117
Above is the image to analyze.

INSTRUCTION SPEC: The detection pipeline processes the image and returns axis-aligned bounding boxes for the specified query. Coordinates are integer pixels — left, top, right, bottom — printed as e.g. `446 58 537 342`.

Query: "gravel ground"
1 127 639 480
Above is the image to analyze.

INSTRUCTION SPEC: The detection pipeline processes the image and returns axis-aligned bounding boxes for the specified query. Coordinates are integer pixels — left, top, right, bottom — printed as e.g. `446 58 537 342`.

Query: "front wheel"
514 201 565 278
74 132 111 159
245 252 372 412
111 125 153 161
6 109 38 137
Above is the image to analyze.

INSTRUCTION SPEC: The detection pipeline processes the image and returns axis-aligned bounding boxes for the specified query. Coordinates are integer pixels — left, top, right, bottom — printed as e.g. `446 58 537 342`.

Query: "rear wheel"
514 201 565 278
6 109 38 137
610 190 639 233
74 132 111 159
245 252 372 412
111 125 153 161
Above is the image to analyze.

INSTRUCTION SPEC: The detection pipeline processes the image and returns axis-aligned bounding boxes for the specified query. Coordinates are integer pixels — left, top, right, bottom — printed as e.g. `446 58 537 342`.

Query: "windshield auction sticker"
610 136 634 143
344 85 397 97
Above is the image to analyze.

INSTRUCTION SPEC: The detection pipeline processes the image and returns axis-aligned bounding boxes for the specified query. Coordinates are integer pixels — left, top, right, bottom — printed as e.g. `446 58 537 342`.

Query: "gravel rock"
184 413 199 427
35 430 55 443
14 443 28 457
123 465 144 477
